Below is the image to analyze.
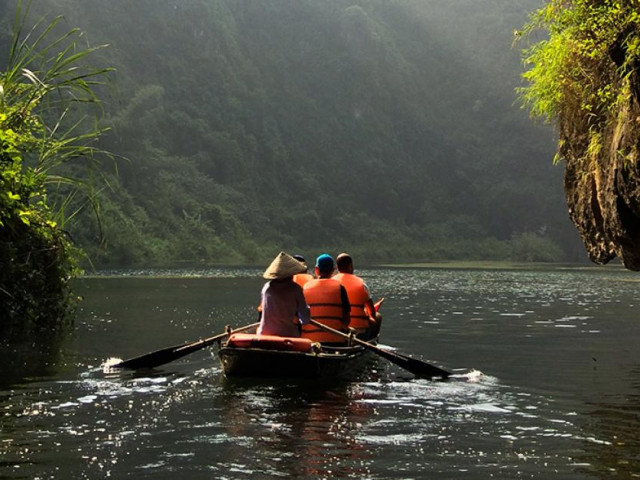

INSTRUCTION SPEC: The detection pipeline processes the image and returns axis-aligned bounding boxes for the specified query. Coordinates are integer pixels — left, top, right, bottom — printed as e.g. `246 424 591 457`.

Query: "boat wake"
101 357 125 374
451 368 485 383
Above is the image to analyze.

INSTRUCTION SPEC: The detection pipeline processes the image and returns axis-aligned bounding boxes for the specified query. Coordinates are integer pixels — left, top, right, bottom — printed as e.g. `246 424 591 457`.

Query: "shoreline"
76 260 629 279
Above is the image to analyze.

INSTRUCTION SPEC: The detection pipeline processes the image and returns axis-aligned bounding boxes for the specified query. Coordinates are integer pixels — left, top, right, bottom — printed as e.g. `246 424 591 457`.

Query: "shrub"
0 1 110 336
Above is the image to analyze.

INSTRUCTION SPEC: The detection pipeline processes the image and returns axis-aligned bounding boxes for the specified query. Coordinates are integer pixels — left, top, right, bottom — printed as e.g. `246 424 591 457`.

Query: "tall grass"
0 0 112 334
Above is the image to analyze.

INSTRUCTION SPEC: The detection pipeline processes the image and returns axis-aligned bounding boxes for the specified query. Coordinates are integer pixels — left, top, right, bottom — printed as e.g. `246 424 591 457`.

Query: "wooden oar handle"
309 319 350 338
194 322 260 350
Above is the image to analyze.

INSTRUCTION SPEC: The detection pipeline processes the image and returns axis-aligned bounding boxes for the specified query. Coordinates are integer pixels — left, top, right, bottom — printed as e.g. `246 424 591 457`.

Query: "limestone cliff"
562 49 640 270
520 2 640 270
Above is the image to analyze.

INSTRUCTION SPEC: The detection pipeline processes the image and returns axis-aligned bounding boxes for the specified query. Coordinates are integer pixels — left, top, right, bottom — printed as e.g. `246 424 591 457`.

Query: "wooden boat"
217 332 377 379
219 298 384 379
113 298 449 379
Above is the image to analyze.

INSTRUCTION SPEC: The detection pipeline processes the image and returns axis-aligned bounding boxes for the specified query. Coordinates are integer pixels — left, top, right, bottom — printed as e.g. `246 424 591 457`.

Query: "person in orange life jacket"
301 253 350 344
334 252 382 339
292 255 314 288
257 252 311 337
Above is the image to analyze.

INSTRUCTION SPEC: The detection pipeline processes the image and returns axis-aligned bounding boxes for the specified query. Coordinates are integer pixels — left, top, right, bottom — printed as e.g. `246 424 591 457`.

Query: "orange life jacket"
302 278 348 343
293 273 314 288
333 273 372 332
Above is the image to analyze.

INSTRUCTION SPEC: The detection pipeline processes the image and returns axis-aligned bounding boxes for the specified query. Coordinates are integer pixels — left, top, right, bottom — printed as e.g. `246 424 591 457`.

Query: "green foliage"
510 232 564 263
0 1 109 335
519 0 640 156
2 0 578 268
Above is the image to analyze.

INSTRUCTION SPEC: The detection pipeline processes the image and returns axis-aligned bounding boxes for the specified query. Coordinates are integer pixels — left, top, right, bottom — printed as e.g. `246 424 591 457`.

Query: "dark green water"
1 267 639 478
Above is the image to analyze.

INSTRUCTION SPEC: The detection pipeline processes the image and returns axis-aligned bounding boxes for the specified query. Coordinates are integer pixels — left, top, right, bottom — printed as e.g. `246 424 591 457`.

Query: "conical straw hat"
263 251 306 279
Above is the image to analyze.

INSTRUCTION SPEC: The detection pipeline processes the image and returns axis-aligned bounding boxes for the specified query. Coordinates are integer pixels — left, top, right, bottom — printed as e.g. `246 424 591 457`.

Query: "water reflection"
574 363 640 478
2 268 640 479
0 351 612 479
0 331 71 389
216 378 376 478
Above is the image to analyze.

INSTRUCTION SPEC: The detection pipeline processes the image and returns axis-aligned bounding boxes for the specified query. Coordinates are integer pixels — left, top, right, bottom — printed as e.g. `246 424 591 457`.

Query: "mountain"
1 0 586 266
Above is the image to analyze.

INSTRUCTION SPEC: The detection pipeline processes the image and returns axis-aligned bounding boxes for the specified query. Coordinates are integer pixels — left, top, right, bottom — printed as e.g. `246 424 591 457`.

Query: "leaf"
18 210 31 225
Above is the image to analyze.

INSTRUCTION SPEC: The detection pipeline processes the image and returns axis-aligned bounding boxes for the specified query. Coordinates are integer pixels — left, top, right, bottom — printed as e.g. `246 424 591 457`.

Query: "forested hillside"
0 0 584 267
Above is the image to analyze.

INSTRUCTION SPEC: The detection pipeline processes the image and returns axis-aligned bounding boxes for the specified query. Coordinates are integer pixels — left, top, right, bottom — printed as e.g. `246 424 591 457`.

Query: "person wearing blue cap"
301 254 351 344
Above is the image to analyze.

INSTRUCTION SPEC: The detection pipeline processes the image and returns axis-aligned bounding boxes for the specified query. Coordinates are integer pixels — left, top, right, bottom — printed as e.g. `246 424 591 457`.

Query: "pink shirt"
257 279 311 337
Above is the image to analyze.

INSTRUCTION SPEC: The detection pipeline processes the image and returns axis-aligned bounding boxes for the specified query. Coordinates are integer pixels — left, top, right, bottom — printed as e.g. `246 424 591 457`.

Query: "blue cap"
316 253 334 273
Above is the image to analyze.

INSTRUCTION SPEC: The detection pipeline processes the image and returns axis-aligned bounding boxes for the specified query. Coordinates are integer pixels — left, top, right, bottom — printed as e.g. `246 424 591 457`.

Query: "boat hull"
218 343 372 379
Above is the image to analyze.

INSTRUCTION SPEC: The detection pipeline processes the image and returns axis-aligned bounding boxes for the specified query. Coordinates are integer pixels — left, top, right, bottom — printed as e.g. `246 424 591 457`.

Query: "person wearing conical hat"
257 252 311 337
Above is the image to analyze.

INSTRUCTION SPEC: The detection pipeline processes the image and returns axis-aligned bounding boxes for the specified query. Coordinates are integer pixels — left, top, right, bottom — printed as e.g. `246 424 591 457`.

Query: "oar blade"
401 357 450 380
308 319 450 380
372 346 450 380
110 322 259 370
112 342 200 370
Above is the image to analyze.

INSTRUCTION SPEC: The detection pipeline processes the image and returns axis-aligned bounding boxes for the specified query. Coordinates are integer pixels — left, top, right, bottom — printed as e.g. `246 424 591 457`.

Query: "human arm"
295 284 311 325
339 285 351 327
365 298 377 323
362 283 376 323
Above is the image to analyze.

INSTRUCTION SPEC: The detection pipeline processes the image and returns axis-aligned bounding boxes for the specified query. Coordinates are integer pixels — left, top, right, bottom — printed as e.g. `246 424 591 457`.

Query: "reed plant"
0 0 111 335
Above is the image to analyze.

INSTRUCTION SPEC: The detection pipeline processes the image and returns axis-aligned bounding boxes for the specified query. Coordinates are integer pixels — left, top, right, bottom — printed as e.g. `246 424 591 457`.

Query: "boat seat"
227 333 314 353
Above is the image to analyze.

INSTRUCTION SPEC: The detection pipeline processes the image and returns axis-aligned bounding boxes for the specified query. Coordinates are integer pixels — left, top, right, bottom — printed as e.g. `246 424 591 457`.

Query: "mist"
0 0 585 266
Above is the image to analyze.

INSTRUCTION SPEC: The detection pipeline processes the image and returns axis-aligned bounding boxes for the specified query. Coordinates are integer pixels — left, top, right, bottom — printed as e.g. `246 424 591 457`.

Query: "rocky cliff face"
563 66 640 271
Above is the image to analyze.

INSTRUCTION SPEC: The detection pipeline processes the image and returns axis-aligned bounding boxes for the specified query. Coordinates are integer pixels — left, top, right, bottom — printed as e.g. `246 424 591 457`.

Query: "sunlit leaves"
519 0 640 126
0 0 110 332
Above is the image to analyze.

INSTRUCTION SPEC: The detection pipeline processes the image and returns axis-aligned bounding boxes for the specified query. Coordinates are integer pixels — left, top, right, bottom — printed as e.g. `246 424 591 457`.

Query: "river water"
1 266 639 479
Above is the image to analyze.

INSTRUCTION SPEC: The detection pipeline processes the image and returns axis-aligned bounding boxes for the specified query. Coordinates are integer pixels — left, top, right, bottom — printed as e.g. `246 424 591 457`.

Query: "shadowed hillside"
0 0 585 266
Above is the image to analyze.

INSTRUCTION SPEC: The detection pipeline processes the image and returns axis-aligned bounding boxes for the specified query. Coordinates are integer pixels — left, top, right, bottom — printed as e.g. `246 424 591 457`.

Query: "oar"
111 322 260 370
374 298 384 311
309 320 450 380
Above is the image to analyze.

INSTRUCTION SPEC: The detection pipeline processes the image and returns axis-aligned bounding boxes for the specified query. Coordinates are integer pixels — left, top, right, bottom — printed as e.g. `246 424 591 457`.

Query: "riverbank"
379 260 621 271
76 259 628 279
